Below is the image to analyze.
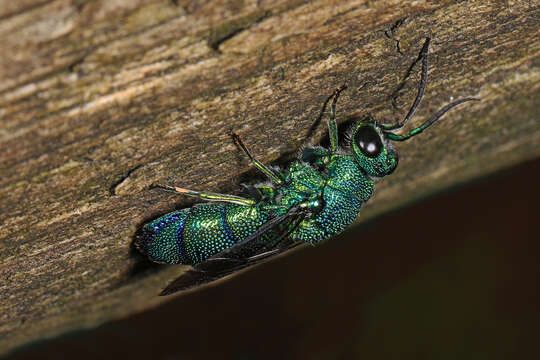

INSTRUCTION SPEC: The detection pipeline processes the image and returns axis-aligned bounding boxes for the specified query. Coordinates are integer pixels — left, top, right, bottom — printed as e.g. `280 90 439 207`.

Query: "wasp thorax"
351 122 398 177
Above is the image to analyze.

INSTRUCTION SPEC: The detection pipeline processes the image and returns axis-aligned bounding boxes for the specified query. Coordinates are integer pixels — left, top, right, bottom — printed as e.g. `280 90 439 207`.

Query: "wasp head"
350 118 399 177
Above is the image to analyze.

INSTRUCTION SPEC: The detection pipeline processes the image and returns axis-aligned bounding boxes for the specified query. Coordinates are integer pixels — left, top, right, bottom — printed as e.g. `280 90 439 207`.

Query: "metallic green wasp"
137 38 478 295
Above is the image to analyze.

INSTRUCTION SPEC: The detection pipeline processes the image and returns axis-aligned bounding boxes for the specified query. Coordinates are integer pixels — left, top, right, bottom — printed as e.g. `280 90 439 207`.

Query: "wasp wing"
159 206 307 296
159 246 300 296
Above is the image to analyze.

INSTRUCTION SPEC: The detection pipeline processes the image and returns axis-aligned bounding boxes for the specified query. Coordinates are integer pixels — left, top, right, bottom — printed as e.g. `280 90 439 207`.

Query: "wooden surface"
0 0 539 355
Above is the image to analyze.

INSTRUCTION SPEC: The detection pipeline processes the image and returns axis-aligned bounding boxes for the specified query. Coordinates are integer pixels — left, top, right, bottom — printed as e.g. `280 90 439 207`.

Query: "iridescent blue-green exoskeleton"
137 38 478 295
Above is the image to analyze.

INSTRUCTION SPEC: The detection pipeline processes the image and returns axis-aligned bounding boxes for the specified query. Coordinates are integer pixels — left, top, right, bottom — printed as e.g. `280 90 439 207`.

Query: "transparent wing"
159 207 307 296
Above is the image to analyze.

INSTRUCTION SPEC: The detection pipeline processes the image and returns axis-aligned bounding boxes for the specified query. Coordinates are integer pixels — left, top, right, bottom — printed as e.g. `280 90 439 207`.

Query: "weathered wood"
0 0 538 355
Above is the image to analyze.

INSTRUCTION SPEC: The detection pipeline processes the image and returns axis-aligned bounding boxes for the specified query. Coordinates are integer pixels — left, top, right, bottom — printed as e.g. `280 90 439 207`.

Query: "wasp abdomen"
138 209 189 264
139 203 270 265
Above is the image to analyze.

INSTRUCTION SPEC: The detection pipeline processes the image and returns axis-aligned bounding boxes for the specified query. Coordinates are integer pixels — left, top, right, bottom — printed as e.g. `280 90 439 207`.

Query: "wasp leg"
328 85 347 153
231 131 284 185
152 185 256 206
300 146 331 167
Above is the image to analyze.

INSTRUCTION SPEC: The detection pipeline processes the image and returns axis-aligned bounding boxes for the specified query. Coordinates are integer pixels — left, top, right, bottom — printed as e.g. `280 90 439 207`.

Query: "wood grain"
1 0 539 355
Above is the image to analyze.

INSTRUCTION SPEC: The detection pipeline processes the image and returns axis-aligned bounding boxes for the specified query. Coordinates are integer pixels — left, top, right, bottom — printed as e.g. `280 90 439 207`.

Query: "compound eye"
354 125 382 158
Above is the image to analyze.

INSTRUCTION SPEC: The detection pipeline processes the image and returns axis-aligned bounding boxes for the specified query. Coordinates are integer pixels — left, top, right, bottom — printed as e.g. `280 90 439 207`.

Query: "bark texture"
0 0 539 355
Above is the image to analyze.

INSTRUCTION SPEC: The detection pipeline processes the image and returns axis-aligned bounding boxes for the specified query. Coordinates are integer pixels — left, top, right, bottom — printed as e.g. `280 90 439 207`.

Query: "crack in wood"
109 164 143 196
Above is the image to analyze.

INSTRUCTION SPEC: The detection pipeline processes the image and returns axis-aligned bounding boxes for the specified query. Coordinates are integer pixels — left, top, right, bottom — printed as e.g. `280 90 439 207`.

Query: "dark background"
6 157 539 360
